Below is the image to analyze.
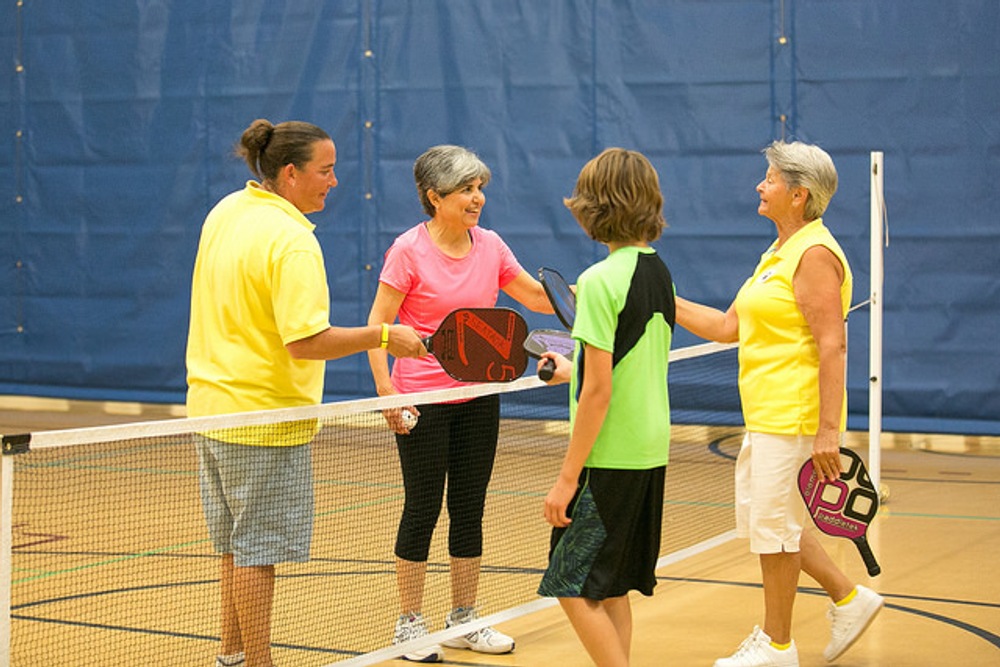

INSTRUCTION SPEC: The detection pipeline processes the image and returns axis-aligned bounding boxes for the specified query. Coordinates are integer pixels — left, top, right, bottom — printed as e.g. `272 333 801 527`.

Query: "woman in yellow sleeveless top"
676 141 883 667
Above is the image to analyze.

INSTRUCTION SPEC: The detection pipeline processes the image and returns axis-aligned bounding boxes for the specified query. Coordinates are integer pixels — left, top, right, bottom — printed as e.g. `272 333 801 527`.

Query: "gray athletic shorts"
195 436 313 567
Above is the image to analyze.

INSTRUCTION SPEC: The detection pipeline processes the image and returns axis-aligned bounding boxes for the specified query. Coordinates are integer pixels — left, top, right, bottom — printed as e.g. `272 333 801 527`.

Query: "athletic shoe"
393 613 443 663
713 626 799 667
441 606 515 654
215 653 245 667
824 585 885 661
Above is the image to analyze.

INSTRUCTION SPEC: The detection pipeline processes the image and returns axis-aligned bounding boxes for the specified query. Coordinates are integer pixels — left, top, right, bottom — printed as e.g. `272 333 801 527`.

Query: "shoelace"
448 609 503 646
463 625 498 643
396 616 428 642
827 605 849 638
733 629 765 657
448 608 476 629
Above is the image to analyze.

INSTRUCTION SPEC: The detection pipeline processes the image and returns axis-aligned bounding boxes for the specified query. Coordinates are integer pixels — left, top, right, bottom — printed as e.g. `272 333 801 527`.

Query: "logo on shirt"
758 269 775 283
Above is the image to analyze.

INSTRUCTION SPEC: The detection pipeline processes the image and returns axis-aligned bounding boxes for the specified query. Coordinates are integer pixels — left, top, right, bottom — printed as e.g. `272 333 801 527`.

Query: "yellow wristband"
380 323 390 349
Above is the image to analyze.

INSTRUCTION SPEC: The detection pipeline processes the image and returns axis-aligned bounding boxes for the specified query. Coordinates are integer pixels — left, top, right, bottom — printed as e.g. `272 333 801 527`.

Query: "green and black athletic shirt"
570 246 675 469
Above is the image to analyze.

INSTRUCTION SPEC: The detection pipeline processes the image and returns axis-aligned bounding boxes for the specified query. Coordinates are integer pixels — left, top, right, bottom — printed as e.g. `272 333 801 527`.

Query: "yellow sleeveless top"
734 219 853 434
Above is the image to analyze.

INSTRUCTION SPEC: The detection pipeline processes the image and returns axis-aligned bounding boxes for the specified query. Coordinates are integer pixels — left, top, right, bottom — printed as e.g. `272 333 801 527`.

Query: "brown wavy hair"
564 148 665 243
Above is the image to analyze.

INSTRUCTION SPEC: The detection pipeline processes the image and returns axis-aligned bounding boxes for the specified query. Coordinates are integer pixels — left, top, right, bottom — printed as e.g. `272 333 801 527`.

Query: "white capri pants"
735 431 814 554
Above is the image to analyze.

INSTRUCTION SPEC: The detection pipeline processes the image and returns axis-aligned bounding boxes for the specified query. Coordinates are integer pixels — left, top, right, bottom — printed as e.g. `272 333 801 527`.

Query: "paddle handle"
854 536 881 577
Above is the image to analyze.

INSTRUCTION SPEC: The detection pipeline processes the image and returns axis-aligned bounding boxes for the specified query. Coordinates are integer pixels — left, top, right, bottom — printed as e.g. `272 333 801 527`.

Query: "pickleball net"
0 342 740 666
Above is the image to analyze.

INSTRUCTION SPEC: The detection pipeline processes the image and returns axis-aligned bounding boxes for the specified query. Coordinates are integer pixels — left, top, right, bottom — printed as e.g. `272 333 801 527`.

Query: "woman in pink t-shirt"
368 145 551 662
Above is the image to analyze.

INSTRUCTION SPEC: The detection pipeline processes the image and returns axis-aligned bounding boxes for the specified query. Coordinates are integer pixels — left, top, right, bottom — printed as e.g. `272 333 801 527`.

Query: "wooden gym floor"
1 396 998 667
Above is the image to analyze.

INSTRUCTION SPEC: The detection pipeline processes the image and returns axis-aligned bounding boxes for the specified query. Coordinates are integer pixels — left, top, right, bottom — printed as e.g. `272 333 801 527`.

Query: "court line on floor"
12 571 1000 661
658 575 1000 651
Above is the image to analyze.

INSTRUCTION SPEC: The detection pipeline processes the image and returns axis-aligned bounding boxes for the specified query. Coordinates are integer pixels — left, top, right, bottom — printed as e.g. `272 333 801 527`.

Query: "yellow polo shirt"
186 182 331 444
734 219 853 435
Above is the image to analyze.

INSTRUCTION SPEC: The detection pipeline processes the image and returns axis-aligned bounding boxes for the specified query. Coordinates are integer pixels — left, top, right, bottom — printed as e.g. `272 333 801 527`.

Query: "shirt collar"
245 180 316 232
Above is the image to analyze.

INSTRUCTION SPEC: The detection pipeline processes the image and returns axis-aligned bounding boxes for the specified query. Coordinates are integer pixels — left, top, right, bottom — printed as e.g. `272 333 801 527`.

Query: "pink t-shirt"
380 222 524 393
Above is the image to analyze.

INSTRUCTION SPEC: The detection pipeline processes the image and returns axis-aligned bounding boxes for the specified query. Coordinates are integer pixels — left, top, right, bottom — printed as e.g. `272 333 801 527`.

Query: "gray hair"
763 140 838 221
414 145 492 217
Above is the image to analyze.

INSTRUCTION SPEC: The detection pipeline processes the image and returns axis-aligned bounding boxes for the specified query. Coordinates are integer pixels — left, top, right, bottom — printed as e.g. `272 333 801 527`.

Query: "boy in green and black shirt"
537 148 675 666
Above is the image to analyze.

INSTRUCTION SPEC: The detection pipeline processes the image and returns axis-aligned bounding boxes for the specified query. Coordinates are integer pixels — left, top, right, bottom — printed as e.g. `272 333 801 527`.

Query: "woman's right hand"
386 324 428 358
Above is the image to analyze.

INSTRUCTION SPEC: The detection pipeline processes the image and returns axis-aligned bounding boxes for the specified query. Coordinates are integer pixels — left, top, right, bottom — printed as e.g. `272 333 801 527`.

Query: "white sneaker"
714 626 799 667
215 652 244 667
824 585 884 661
393 613 443 663
441 607 515 654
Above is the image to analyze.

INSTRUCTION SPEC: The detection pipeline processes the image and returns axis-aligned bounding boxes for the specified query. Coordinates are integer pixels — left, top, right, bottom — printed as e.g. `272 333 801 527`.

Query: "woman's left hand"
382 406 419 435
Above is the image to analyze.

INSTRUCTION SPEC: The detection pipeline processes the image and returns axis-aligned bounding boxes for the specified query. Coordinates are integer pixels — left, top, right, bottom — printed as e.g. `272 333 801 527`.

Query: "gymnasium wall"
2 1 998 433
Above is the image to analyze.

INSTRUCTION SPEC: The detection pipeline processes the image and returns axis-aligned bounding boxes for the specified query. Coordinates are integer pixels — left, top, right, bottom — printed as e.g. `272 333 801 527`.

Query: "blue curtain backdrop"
1 1 998 433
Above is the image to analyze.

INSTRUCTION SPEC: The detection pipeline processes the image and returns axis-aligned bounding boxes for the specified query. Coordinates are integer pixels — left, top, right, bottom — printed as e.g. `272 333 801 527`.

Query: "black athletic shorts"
537 465 665 599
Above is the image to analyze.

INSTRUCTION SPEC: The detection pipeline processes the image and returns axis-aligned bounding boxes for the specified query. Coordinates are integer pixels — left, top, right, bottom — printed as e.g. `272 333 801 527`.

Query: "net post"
0 455 14 667
869 151 885 491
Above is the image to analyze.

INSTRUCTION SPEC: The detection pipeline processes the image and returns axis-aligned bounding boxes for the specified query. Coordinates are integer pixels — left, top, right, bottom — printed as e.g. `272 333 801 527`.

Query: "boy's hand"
538 352 572 385
544 478 576 527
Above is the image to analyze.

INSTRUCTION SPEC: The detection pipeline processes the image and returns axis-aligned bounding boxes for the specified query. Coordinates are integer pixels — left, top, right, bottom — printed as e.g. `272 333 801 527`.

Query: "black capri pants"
394 394 500 562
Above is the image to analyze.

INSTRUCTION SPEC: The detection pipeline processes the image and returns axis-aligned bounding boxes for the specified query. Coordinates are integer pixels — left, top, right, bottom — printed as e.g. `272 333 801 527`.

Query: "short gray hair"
414 145 492 217
763 140 838 221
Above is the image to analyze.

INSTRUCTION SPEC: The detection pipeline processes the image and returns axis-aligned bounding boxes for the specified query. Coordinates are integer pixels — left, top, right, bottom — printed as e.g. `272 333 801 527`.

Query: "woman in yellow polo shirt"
187 119 425 667
676 141 883 667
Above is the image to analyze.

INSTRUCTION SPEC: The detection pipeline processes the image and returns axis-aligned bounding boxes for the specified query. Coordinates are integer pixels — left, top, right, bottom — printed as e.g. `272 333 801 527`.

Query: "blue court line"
9 613 499 667
883 475 1000 486
12 540 212 584
11 570 999 662
885 510 1000 521
11 490 408 584
656 576 1000 651
665 499 735 509
12 559 542 612
18 441 186 468
808 588 1000 651
20 464 194 476
879 604 1000 651
14 495 995 587
11 570 524 665
9 614 362 659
